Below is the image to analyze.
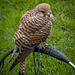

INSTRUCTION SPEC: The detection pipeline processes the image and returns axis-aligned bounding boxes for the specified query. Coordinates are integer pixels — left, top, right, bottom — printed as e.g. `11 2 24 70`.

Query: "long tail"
19 58 26 75
10 48 33 71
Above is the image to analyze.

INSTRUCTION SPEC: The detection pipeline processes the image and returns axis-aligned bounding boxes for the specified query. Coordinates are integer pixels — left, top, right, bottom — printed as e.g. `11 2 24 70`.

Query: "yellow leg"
42 44 48 49
45 44 48 46
42 46 45 49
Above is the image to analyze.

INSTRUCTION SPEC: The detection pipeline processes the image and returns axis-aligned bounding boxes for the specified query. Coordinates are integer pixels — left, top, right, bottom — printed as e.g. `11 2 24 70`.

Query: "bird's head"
35 3 53 18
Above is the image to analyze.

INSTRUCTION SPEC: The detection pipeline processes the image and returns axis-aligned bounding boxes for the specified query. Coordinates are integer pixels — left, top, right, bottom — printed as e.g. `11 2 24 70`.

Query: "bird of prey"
9 3 54 75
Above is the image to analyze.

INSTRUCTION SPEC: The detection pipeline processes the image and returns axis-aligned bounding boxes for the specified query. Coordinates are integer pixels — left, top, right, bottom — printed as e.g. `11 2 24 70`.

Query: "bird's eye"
41 10 45 13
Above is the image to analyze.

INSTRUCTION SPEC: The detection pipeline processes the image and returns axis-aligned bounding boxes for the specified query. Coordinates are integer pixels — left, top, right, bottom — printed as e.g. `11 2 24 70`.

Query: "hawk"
9 3 54 75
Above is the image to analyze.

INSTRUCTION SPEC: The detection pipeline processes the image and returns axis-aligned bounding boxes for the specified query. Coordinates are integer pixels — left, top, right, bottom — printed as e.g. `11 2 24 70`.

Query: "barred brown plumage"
9 3 54 75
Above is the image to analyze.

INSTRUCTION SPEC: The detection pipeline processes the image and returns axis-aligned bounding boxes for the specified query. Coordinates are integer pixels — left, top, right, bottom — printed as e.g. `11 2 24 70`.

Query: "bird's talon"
42 44 48 49
45 44 48 46
42 46 45 49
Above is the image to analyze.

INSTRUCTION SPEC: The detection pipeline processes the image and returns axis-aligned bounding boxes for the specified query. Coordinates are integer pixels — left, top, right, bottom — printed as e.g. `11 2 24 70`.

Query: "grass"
0 0 75 75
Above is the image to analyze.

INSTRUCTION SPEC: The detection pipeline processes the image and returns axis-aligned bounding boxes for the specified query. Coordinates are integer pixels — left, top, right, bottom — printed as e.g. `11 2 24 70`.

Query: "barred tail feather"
10 48 33 71
19 58 26 75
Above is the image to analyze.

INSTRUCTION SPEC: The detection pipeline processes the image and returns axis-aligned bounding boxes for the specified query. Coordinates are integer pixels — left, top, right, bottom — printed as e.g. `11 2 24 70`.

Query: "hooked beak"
47 12 50 17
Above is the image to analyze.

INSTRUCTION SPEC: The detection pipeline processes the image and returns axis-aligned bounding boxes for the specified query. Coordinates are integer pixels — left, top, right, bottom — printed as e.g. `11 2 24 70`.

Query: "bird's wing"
10 16 52 70
10 47 33 71
14 16 52 48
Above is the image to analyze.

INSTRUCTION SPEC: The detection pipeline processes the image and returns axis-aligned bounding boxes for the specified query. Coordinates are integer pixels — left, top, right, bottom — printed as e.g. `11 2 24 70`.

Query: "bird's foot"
42 46 45 49
42 44 48 49
45 44 48 46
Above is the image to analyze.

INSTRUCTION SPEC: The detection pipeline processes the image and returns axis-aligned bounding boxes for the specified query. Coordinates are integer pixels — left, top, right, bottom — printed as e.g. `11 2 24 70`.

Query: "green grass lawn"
0 0 75 75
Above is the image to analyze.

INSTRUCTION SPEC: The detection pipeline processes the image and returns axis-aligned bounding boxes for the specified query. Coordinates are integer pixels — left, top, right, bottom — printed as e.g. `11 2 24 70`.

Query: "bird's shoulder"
21 10 35 20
